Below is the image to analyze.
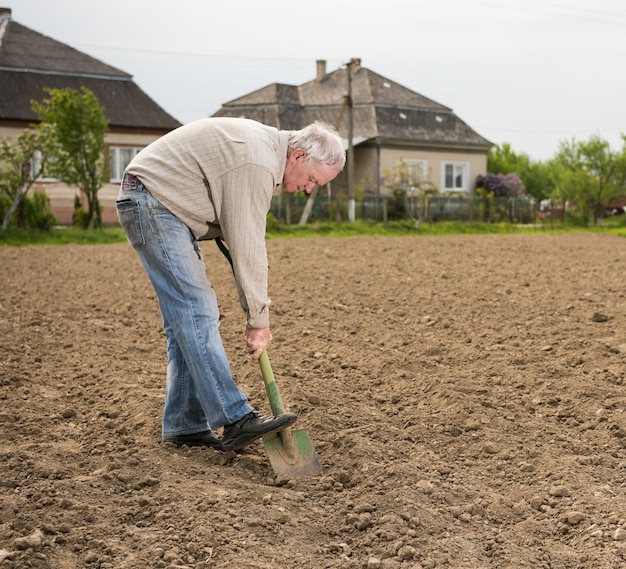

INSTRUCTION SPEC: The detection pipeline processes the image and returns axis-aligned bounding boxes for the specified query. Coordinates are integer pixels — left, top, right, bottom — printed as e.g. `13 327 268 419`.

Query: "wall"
44 182 121 225
352 143 488 196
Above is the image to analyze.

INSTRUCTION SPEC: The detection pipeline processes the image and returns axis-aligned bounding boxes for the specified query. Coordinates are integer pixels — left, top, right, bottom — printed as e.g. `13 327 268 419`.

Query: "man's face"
282 149 340 194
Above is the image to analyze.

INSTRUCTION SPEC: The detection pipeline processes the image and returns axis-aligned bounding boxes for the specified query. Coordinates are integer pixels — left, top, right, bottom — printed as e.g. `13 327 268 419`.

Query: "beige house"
213 59 492 198
0 7 180 225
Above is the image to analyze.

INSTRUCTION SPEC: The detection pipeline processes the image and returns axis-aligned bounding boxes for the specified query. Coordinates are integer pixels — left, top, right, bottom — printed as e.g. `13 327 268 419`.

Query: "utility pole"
346 58 360 222
300 96 349 225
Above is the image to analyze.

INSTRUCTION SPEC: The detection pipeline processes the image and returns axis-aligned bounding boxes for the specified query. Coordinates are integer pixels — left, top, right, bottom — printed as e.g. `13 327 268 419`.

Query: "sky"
7 0 626 161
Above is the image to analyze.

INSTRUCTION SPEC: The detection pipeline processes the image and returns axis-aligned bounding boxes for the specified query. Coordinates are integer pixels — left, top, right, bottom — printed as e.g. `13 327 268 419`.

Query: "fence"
269 194 536 225
424 196 535 224
37 188 539 227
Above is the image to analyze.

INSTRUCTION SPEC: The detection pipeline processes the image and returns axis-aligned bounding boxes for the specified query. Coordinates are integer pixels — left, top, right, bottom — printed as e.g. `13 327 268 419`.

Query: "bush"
22 191 56 230
72 195 90 229
565 209 589 227
388 187 408 220
266 212 282 233
476 173 525 197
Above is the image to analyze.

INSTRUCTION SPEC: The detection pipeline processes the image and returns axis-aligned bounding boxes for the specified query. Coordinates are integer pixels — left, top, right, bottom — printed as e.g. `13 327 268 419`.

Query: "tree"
0 123 58 230
32 87 109 229
488 142 554 201
549 135 626 226
487 142 521 175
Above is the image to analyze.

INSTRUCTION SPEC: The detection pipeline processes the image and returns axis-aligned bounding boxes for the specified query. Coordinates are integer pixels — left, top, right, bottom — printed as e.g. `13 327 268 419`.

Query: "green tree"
487 142 521 175
0 123 58 230
32 87 109 229
488 142 554 201
549 135 626 226
518 159 555 202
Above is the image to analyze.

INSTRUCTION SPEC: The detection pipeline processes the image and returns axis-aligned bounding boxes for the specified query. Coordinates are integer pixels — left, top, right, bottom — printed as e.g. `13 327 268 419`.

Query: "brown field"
1 233 626 568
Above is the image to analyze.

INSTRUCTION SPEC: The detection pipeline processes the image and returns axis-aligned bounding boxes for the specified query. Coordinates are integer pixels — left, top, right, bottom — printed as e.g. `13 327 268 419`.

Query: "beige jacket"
126 117 290 329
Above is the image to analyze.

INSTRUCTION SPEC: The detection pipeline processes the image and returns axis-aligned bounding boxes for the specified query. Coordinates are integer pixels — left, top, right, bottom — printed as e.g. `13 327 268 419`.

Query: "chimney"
0 7 11 44
316 59 326 81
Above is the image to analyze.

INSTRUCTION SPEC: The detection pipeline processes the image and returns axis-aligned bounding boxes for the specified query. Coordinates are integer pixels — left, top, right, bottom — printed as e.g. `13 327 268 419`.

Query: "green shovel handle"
259 349 287 416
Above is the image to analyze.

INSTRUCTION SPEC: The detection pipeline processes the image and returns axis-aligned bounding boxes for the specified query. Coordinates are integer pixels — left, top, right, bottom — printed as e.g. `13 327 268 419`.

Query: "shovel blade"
263 428 322 478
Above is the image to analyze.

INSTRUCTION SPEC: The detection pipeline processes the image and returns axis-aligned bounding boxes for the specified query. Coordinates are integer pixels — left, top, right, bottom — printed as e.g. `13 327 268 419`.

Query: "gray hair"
288 121 346 170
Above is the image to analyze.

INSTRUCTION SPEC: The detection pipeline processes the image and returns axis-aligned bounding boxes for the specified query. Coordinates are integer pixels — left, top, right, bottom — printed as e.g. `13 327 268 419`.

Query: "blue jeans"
116 174 253 437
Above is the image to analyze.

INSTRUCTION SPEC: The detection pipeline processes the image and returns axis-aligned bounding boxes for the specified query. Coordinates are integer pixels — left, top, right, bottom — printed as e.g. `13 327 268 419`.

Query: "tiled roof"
213 63 491 148
0 18 180 130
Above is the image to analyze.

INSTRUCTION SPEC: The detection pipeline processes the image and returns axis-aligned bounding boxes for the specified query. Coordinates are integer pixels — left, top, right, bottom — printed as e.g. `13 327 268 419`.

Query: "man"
116 117 345 452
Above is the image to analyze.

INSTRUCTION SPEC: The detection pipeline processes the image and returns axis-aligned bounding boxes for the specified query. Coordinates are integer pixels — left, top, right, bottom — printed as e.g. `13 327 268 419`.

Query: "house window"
442 162 469 192
405 159 428 187
30 150 57 181
109 147 142 183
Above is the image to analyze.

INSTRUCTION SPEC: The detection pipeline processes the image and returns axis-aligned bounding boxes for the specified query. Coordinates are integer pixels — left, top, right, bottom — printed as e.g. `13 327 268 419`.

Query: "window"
109 147 142 183
442 162 469 192
30 150 57 181
405 159 428 187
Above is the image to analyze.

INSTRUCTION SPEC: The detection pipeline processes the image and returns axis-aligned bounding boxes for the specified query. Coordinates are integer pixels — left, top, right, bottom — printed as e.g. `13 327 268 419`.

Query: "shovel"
259 349 322 478
212 240 322 477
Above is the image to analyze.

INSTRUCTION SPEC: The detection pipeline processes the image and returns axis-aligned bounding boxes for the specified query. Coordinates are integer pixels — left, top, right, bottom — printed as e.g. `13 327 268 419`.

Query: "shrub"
72 195 90 229
266 212 281 233
388 187 408 220
476 173 525 198
23 191 56 230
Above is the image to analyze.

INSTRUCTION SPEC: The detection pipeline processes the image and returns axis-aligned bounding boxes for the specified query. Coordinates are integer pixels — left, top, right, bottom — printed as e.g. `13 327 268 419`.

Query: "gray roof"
213 64 491 149
0 17 180 130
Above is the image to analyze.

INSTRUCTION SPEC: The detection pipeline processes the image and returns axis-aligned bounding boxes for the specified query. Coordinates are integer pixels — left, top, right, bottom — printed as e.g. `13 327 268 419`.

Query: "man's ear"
287 148 305 166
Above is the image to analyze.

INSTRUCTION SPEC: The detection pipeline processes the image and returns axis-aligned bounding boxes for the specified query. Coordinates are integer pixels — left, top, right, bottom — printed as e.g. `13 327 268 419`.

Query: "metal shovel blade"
263 427 322 478
259 350 323 478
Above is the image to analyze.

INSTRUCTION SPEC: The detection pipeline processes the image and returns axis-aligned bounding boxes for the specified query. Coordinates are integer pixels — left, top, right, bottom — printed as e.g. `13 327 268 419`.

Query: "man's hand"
243 326 272 360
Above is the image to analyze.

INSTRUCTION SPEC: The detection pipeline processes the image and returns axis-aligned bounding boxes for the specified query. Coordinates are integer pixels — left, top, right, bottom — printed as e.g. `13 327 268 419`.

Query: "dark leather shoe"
222 410 297 451
163 430 223 451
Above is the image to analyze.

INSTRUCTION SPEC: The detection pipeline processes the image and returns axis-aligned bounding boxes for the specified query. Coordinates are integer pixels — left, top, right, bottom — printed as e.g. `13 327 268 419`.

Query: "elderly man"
116 117 345 452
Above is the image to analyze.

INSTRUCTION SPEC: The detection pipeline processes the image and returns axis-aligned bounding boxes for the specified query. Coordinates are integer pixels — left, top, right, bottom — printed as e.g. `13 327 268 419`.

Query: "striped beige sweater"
126 117 290 329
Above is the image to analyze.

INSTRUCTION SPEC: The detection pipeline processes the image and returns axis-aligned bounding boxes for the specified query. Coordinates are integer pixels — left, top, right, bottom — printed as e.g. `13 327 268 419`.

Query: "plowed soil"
1 232 626 569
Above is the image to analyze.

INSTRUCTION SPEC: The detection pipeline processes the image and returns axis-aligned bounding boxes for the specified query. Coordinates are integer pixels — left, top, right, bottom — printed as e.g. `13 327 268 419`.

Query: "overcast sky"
8 0 626 161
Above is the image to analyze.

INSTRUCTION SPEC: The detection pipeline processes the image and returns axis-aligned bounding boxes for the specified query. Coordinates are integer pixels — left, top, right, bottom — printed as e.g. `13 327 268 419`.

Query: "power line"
74 43 317 65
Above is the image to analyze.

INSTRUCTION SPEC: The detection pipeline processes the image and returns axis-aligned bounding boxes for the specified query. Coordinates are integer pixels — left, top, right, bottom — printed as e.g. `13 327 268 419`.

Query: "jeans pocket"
116 199 145 249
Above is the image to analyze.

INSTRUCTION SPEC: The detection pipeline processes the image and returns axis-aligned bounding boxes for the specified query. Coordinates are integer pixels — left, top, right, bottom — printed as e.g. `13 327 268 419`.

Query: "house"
0 7 180 225
213 59 492 199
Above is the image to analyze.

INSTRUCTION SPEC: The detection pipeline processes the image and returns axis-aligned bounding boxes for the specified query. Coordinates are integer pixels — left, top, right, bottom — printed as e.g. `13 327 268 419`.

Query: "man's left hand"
244 326 272 360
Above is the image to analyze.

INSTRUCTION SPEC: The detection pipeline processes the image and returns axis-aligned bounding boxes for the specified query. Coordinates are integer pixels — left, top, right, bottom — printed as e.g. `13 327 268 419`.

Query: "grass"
270 219 626 238
0 226 128 247
266 220 531 238
1 220 626 247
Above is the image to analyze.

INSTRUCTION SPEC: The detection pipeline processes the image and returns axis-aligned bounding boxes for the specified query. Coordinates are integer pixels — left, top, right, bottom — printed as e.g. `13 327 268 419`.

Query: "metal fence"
424 196 535 224
270 194 536 225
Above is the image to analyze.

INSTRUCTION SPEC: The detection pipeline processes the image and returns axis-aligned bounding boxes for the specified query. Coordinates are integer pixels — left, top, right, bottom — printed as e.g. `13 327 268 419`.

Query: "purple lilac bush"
476 173 525 197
